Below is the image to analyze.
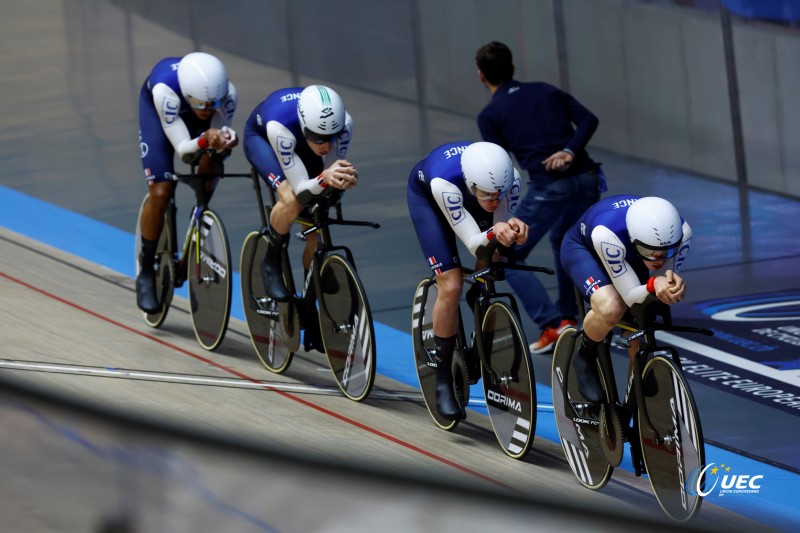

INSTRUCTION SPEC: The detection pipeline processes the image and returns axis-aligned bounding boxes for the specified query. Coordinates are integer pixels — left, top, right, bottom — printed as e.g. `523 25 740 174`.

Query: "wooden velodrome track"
0 226 767 532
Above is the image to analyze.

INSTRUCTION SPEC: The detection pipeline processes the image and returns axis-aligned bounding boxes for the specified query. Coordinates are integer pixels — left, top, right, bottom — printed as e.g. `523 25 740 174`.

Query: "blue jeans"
505 169 603 329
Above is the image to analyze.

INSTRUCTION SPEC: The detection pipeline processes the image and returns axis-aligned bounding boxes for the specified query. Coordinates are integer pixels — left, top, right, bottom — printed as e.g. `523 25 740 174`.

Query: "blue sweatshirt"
477 80 599 186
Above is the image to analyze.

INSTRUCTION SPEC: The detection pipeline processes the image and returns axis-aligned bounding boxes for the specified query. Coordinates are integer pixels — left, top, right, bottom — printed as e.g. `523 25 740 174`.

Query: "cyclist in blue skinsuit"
561 194 692 401
243 85 358 351
136 52 239 313
407 141 528 420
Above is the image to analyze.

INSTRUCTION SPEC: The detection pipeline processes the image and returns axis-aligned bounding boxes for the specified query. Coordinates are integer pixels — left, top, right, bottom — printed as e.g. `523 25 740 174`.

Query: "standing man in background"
475 41 605 354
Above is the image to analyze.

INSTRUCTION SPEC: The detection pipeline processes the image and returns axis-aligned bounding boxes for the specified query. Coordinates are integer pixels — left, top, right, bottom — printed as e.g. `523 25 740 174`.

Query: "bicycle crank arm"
256 308 280 319
254 298 280 319
570 412 600 427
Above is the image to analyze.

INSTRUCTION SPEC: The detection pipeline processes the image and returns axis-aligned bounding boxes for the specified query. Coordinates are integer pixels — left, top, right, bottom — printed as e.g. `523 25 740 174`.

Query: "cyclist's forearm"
295 175 325 198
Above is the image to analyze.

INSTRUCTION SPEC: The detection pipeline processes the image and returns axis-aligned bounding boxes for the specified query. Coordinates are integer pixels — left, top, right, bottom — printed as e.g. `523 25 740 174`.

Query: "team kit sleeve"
152 83 205 160
590 225 650 307
265 120 325 196
430 177 493 256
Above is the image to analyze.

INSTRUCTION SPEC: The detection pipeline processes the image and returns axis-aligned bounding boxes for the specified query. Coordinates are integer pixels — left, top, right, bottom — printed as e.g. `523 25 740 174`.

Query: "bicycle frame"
413 246 550 453
415 273 470 374
251 173 379 324
171 191 208 288
568 296 713 475
303 194 372 326
464 258 554 385
166 158 251 287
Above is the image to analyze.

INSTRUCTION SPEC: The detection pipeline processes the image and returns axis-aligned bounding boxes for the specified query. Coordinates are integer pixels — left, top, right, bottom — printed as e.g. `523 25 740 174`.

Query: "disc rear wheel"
551 327 612 489
411 279 468 430
599 402 624 467
240 232 299 373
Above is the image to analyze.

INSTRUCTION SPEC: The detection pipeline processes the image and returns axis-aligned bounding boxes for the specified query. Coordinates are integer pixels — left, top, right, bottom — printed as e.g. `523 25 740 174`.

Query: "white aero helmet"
626 196 683 260
461 142 514 199
297 85 345 144
177 52 229 110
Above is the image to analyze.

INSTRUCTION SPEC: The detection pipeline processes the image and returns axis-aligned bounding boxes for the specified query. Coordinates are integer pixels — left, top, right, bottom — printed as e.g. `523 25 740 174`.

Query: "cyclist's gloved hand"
220 126 238 149
322 160 358 190
497 217 528 246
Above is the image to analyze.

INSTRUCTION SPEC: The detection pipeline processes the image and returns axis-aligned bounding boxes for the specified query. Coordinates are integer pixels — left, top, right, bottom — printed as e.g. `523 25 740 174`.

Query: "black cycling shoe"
136 269 160 314
435 380 462 421
573 348 604 403
261 254 290 302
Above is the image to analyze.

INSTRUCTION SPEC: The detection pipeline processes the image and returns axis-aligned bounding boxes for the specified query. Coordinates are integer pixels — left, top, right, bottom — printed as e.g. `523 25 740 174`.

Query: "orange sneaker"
530 319 577 354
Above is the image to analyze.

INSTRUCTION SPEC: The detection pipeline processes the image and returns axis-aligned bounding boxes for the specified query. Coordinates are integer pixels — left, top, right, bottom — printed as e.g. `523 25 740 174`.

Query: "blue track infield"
2 185 797 532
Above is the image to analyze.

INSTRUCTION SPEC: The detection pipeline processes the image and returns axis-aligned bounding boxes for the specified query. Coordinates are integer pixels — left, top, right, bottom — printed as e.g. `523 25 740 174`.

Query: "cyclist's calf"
432 269 462 336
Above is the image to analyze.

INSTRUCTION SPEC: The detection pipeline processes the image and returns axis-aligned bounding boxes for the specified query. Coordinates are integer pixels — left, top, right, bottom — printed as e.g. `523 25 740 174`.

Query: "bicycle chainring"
280 298 301 353
599 403 624 467
452 349 470 414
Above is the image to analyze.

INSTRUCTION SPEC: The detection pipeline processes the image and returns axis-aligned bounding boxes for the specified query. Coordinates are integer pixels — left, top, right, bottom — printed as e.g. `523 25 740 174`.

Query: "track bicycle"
552 293 713 521
134 152 250 351
411 242 554 459
240 173 380 402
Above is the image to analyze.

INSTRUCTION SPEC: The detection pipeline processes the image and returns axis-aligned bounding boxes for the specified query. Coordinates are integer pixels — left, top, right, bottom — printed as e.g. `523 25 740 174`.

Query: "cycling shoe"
573 348 604 403
136 269 160 314
435 381 462 421
260 255 290 302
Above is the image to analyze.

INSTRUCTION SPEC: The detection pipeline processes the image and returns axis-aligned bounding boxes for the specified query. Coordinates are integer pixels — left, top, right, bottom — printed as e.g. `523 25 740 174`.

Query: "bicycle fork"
627 349 674 477
174 206 200 288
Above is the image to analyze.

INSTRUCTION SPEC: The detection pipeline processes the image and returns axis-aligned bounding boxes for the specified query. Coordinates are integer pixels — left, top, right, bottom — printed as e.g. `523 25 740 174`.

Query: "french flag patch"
584 276 601 295
428 256 443 275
